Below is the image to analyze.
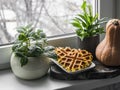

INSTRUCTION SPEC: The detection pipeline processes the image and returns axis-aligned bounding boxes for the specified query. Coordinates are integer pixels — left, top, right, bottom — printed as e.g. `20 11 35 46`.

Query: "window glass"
0 0 94 45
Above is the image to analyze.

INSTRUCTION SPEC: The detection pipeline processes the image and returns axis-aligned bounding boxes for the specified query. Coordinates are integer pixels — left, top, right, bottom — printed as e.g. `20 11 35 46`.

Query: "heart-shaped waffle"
54 47 93 72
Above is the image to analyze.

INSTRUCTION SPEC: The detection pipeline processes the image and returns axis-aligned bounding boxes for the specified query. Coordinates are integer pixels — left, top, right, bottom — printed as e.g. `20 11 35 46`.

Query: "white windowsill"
0 69 120 90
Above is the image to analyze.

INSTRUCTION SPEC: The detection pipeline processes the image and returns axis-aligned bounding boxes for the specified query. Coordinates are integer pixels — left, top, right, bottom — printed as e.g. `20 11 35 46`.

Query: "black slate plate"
49 61 120 80
51 59 95 74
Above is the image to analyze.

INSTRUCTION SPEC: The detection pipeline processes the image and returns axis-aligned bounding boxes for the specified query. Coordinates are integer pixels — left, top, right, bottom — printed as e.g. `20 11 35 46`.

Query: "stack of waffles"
54 47 93 72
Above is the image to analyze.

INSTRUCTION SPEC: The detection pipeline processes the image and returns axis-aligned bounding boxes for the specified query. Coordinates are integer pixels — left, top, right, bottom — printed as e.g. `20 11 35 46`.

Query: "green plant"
71 0 108 40
12 25 57 66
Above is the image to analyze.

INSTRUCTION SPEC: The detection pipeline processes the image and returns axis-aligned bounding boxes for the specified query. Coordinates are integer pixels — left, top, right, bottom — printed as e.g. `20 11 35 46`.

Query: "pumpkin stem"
113 20 119 26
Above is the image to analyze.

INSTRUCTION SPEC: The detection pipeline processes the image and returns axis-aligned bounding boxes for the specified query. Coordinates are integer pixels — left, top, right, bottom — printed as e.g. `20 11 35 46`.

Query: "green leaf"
71 21 83 30
12 44 19 51
20 57 28 67
75 17 87 28
17 28 25 33
76 29 81 36
18 33 26 41
81 0 87 13
40 32 46 38
44 46 55 52
29 29 46 40
15 51 25 58
88 23 99 30
19 27 27 32
44 51 58 60
89 16 94 23
25 24 32 29
96 27 105 33
74 17 84 24
79 36 84 41
93 13 98 22
24 24 33 33
78 14 90 26
87 5 92 16
97 17 109 24
29 45 44 57
84 13 91 24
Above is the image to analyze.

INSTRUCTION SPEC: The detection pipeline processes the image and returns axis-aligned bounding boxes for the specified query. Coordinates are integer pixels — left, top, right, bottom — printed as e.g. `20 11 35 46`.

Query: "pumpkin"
96 19 120 66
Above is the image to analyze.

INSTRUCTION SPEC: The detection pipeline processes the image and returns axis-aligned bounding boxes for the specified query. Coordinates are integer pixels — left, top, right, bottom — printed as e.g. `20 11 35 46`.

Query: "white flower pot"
10 53 50 80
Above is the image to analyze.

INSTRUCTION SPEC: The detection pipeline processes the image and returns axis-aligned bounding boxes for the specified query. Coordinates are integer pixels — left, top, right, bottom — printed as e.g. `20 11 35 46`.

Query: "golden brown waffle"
55 47 93 72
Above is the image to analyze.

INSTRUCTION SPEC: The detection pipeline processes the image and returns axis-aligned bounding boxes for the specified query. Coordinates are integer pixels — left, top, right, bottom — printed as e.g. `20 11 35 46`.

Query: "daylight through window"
0 0 94 45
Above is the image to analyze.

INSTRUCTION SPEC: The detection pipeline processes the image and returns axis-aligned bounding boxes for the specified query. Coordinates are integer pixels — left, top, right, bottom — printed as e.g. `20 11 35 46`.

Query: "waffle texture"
55 47 93 72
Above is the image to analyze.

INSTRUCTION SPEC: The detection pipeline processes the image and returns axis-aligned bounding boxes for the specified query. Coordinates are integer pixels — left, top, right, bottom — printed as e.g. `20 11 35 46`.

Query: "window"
0 0 94 45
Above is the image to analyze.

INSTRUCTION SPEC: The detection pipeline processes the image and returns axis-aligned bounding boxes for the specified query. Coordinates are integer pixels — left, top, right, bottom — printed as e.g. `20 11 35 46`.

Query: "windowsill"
0 69 120 90
0 69 80 90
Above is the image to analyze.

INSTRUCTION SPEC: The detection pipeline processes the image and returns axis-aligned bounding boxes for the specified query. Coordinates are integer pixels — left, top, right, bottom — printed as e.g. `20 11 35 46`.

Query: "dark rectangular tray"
50 61 120 80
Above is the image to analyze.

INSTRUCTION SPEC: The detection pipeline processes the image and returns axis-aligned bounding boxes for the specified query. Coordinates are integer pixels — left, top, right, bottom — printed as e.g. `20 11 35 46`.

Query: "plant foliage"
12 25 57 66
71 0 108 40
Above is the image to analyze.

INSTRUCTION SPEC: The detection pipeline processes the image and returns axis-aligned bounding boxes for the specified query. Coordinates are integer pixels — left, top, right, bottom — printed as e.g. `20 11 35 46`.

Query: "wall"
98 0 116 18
98 0 116 40
116 0 120 18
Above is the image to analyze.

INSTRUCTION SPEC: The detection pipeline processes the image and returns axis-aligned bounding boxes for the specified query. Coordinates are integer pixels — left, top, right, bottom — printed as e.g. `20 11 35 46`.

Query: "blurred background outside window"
0 0 94 45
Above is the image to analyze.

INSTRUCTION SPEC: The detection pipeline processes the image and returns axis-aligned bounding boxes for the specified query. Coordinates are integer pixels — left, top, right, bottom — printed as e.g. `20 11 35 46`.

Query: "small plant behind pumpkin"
12 25 57 67
71 0 108 40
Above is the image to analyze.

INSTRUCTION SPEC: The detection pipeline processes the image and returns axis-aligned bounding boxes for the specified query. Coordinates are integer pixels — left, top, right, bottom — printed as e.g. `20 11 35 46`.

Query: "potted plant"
71 0 107 58
10 25 56 80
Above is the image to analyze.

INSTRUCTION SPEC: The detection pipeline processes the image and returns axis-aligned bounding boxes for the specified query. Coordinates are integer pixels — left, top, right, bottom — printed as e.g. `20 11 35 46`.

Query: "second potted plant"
11 25 56 80
71 0 108 58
